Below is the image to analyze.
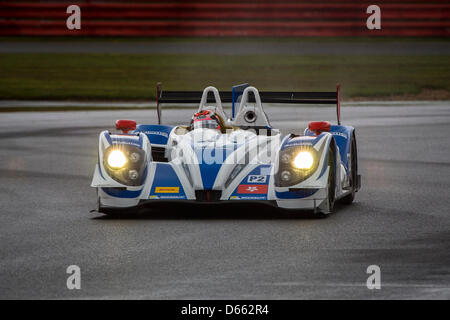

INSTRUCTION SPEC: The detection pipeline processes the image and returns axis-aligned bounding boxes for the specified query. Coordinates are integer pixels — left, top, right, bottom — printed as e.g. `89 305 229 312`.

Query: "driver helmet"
190 109 222 131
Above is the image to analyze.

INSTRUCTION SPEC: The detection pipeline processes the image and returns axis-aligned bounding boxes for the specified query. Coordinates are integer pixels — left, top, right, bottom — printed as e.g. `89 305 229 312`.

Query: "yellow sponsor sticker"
155 187 179 193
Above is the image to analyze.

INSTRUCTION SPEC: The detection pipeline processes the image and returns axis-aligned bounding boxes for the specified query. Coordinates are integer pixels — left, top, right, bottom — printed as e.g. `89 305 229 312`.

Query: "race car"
91 83 361 217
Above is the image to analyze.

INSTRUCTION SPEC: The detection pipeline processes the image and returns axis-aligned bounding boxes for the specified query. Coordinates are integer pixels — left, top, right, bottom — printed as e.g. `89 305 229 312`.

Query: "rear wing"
156 83 341 125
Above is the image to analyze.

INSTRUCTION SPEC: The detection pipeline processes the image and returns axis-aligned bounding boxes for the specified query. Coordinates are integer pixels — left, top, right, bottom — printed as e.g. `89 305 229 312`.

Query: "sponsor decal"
149 195 160 199
237 184 268 194
145 131 169 138
331 131 347 138
155 187 179 193
158 195 186 199
229 194 267 200
236 195 266 200
112 137 141 147
285 141 313 147
247 175 267 183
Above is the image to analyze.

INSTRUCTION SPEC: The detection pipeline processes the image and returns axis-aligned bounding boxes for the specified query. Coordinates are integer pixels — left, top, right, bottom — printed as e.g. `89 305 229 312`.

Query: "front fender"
274 132 338 191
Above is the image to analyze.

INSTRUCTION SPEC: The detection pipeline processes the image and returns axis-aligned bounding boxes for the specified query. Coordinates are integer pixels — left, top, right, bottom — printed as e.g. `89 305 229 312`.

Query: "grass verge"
0 53 449 101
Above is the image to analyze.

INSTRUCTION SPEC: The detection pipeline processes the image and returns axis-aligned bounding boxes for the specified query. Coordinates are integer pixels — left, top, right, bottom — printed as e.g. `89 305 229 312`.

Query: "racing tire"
341 133 358 205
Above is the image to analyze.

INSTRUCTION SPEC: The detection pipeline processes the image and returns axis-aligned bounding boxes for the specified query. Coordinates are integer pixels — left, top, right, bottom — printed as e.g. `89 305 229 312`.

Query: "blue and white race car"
91 83 360 217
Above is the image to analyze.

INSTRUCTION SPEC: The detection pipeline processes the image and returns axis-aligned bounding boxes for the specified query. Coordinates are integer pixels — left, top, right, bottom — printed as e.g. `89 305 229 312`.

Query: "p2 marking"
247 175 267 183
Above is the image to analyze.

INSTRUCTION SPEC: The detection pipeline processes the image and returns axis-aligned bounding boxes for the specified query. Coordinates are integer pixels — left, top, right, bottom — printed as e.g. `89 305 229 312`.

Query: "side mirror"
115 119 136 134
308 121 331 135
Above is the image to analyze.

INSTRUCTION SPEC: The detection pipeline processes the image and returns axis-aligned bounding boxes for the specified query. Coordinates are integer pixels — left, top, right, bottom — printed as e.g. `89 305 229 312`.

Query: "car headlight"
275 146 319 187
293 151 314 170
103 145 146 186
107 150 127 169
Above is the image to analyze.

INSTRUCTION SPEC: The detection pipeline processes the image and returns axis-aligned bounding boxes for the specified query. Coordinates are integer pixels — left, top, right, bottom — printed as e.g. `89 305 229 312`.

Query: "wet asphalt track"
0 103 449 299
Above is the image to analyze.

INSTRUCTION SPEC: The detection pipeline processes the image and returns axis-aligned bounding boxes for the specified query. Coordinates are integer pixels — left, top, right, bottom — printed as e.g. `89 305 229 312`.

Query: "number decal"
247 175 267 183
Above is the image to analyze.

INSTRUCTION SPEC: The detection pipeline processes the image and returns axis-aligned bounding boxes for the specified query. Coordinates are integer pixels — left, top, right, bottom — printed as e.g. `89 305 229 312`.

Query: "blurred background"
0 0 449 106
